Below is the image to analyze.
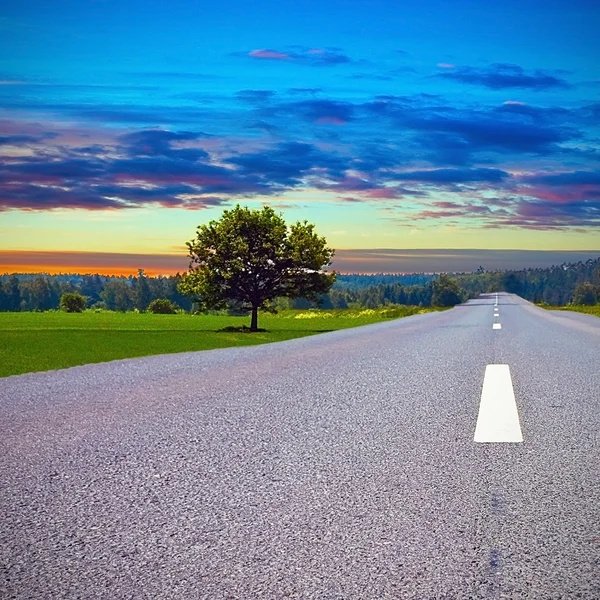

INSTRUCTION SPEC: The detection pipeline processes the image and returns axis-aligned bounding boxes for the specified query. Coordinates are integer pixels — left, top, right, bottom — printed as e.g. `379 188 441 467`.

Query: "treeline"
0 271 192 312
454 258 600 305
1 257 599 312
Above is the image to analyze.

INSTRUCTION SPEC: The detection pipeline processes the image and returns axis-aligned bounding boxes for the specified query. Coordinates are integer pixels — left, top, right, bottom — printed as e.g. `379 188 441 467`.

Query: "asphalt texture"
1 293 599 599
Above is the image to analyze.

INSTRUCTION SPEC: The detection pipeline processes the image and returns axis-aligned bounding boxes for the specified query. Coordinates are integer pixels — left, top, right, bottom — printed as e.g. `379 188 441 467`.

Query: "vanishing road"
1 294 599 599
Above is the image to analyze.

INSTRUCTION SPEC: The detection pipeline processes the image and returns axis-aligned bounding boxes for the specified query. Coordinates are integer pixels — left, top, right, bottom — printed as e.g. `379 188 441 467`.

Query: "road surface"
1 293 599 599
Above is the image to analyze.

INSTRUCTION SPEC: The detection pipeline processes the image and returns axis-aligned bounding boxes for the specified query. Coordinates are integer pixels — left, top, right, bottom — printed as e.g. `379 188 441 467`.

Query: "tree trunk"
250 305 258 331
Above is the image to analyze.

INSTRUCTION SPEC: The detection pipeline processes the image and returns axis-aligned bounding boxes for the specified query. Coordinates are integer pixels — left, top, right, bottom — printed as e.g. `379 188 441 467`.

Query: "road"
1 293 599 599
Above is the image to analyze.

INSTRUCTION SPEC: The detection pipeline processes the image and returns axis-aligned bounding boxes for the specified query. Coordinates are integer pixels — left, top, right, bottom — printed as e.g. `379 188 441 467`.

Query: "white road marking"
474 365 523 443
493 323 502 329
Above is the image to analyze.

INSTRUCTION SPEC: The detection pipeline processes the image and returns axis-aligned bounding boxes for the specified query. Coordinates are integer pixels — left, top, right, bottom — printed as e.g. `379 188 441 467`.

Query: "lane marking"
474 365 523 443
493 323 502 329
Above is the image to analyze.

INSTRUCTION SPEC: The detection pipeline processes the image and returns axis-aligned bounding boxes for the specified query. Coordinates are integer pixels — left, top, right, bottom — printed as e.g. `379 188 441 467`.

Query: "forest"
0 257 599 312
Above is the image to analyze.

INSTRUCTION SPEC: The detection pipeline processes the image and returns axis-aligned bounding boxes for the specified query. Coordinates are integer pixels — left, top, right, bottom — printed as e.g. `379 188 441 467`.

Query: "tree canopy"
178 205 336 330
431 274 464 307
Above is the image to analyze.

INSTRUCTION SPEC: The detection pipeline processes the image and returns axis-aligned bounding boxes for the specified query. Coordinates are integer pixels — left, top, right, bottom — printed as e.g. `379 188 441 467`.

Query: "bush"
572 282 598 306
147 298 179 314
59 293 87 313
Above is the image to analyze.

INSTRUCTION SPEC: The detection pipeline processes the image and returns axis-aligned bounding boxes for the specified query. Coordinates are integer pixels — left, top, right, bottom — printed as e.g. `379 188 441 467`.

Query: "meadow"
0 306 436 378
551 305 600 317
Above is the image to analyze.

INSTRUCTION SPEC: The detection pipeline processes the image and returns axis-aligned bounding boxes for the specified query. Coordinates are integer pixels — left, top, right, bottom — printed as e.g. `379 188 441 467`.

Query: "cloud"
522 170 600 186
437 63 571 91
227 141 347 188
0 134 50 145
408 113 574 155
288 87 322 95
249 49 292 61
118 129 209 161
264 99 355 125
247 46 352 66
392 167 511 184
236 89 276 104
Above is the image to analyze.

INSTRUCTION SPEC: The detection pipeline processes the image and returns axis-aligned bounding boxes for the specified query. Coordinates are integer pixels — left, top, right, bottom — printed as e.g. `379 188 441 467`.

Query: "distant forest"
1 257 599 312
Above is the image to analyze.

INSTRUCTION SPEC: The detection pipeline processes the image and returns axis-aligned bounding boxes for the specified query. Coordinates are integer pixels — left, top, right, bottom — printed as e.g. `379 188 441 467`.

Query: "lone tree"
178 205 336 330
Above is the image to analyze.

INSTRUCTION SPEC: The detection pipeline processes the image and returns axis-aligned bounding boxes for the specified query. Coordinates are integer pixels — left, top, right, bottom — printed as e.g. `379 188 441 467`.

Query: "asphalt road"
1 294 599 599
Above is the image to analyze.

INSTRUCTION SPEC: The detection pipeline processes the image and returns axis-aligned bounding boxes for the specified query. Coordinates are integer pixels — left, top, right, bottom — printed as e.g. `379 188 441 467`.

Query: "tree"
431 274 464 307
60 292 87 313
100 279 134 311
147 298 179 314
572 282 598 305
134 269 152 311
3 276 21 311
179 204 336 330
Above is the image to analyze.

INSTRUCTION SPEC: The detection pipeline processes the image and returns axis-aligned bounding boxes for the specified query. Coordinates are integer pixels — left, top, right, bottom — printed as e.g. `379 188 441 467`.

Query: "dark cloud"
437 63 571 90
392 167 510 184
2 158 106 182
408 113 574 154
495 103 572 124
118 129 209 161
227 141 348 187
0 134 48 145
522 170 600 186
264 99 355 124
0 183 128 211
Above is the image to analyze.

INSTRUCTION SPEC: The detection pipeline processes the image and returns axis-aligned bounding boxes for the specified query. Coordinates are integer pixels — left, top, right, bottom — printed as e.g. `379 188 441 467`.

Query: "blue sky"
1 0 599 273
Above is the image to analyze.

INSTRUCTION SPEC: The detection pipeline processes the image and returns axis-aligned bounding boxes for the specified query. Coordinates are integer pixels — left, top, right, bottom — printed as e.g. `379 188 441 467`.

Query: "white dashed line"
493 323 502 329
474 365 523 443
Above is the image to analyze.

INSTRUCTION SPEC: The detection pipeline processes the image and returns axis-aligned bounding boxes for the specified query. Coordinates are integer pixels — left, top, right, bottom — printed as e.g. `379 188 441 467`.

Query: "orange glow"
0 251 189 276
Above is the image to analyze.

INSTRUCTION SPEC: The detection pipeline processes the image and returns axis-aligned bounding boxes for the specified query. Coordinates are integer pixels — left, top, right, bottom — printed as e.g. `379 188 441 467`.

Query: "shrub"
572 282 598 306
147 298 179 314
59 292 87 313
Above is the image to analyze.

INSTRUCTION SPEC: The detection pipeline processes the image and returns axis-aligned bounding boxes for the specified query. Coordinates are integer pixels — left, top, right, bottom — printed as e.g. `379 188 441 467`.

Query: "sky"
1 0 599 274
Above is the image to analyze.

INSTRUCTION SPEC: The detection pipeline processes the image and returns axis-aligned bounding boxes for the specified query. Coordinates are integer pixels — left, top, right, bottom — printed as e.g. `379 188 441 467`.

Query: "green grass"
0 306 439 378
541 304 600 317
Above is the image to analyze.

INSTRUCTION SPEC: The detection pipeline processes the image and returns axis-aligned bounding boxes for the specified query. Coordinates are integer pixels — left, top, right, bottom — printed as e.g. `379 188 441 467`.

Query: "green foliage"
572 281 598 305
431 274 464 307
555 304 600 317
179 205 336 330
0 307 440 377
147 298 179 314
59 292 87 313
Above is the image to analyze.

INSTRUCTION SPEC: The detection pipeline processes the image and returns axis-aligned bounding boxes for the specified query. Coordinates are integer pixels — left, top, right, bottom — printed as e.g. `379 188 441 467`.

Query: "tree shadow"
216 326 268 333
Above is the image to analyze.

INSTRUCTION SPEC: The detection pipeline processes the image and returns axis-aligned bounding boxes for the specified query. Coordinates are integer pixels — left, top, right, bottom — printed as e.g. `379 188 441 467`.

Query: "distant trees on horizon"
0 256 599 312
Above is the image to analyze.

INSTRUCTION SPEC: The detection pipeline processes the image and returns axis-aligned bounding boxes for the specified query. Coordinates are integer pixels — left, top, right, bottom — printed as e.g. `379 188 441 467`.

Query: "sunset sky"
1 0 599 274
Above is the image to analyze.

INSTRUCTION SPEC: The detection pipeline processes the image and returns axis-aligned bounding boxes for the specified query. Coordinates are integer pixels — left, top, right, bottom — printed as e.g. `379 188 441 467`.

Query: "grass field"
0 306 439 378
547 304 600 317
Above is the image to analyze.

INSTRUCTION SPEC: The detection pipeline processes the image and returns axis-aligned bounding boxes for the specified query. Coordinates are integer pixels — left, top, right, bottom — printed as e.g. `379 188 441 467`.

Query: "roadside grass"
538 304 600 317
0 306 439 377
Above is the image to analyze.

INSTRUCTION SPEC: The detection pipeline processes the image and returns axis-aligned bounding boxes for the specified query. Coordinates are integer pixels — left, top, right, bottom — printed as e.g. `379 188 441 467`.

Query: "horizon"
1 1 599 270
1 249 599 277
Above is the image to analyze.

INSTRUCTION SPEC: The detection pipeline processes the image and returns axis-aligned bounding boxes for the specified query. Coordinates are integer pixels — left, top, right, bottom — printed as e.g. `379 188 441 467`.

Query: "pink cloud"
517 184 600 204
366 188 400 199
248 49 292 61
